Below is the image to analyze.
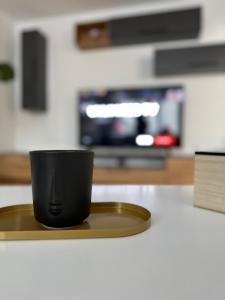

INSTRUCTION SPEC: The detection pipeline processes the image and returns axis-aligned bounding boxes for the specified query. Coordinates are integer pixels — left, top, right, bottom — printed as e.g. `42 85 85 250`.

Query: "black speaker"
22 30 47 111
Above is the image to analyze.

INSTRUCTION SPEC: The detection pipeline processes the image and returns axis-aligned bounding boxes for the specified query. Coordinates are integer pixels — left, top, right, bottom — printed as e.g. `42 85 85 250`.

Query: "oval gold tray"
0 202 151 240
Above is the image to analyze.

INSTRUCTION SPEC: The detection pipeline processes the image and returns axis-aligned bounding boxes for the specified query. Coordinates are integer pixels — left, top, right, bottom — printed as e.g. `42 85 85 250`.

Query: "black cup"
29 150 94 228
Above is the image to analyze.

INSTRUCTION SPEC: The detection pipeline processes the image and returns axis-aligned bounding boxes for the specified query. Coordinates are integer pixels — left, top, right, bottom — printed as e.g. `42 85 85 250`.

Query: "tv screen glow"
79 86 184 148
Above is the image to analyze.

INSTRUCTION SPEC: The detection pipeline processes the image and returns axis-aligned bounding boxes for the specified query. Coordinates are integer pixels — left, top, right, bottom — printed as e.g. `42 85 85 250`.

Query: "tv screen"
79 86 184 148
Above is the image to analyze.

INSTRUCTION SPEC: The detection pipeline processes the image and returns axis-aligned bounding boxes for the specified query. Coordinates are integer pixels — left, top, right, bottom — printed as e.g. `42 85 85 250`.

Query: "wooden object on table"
0 154 194 185
194 152 225 213
76 21 111 49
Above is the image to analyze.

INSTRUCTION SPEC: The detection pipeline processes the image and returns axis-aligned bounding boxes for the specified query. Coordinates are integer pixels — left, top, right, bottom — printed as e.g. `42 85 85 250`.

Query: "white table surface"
0 185 225 300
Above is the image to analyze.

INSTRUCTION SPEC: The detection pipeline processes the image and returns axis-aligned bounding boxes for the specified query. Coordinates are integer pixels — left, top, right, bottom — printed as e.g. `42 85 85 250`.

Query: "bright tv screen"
79 86 184 147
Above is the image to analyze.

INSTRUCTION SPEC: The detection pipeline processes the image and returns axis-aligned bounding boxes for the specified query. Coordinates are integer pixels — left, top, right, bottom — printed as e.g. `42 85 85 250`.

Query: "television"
78 86 184 148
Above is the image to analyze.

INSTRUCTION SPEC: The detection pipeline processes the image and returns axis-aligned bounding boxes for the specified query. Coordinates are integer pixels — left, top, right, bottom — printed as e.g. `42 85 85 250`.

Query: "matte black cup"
29 150 94 228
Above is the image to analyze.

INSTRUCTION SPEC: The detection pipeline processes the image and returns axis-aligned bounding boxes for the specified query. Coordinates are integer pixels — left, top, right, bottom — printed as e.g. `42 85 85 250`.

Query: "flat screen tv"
78 86 184 148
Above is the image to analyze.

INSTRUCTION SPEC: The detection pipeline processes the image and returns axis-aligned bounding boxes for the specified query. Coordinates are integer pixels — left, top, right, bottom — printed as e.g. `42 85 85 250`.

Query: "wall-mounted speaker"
22 30 47 111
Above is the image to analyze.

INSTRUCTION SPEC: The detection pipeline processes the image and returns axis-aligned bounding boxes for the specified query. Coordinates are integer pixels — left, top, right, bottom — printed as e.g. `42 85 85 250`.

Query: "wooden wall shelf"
76 8 200 50
76 21 111 49
0 154 194 185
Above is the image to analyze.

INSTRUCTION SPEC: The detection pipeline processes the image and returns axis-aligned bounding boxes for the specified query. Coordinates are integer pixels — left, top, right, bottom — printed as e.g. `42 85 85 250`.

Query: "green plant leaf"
0 64 14 81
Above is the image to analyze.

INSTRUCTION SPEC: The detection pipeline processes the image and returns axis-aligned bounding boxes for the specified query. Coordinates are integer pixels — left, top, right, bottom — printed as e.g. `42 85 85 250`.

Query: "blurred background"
0 0 225 184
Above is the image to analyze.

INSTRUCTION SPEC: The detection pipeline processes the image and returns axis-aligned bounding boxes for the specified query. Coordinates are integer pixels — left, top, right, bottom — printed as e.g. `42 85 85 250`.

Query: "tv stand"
118 157 126 168
94 154 166 169
93 155 194 184
0 153 194 184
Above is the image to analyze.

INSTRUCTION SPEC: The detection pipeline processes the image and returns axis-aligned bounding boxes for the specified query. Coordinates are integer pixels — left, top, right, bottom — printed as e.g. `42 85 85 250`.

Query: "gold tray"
0 202 151 240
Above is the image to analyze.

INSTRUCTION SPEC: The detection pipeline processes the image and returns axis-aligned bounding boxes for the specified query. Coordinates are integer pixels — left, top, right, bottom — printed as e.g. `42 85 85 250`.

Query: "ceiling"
0 0 180 20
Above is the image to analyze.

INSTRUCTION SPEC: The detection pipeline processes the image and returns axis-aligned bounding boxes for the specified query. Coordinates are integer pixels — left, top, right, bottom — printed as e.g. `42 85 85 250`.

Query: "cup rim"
29 150 94 155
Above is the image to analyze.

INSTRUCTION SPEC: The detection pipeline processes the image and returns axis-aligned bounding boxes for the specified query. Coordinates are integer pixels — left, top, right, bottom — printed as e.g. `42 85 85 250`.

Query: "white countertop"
0 185 224 300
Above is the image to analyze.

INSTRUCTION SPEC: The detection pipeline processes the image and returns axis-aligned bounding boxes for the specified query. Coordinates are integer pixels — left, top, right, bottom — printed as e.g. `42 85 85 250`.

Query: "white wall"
14 0 225 153
0 11 15 150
